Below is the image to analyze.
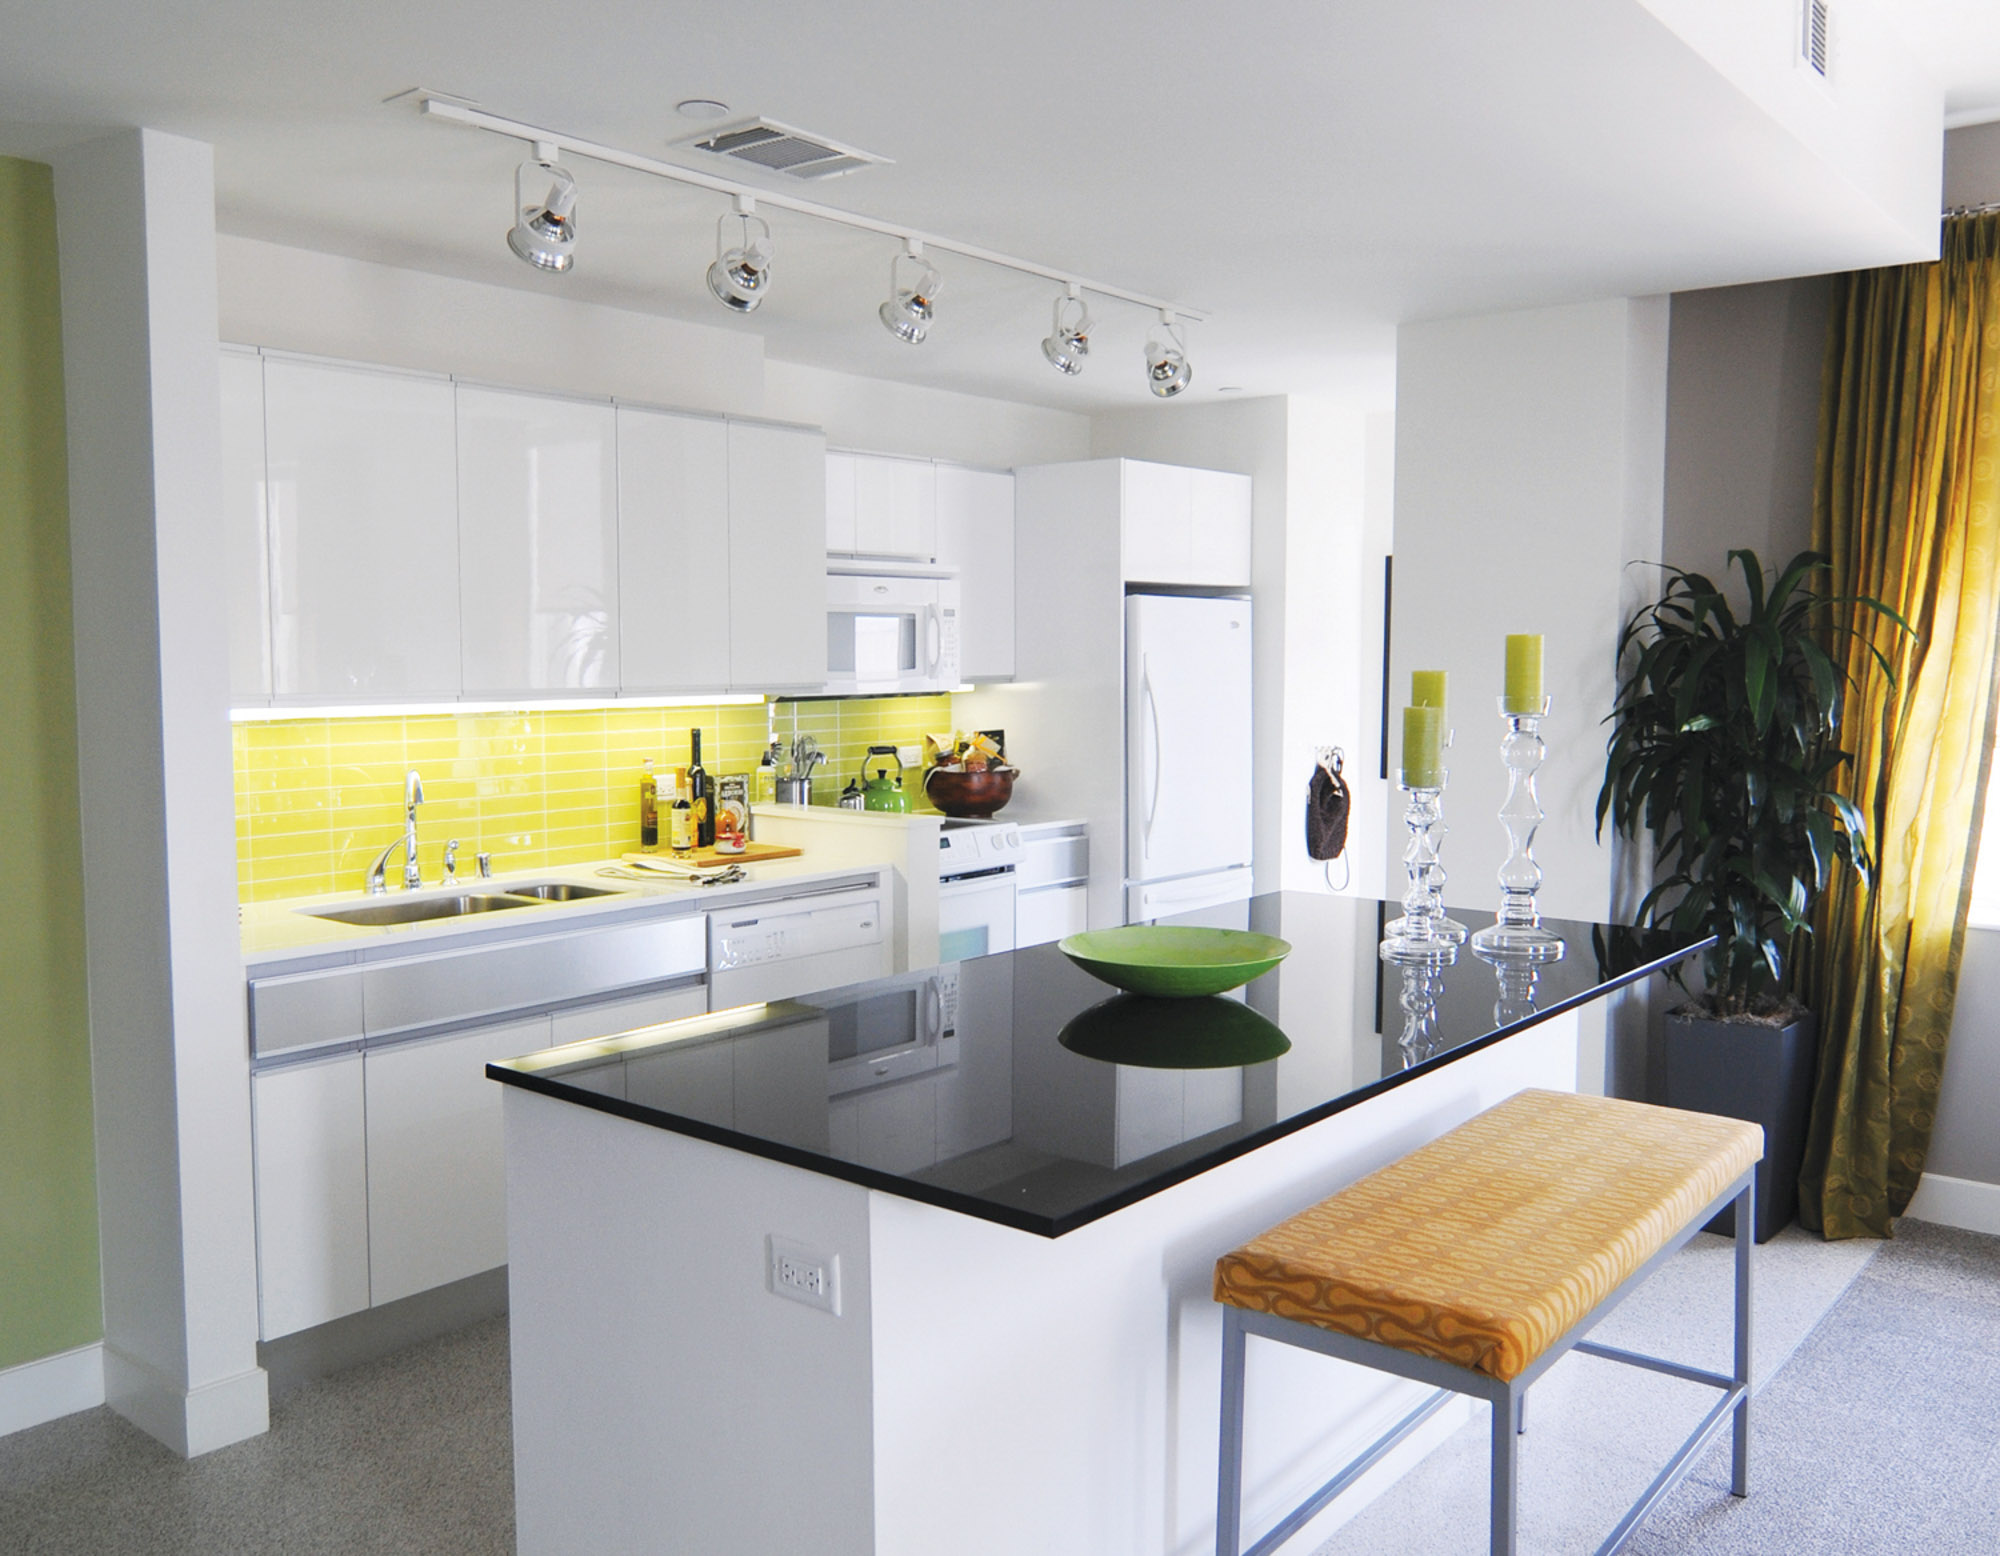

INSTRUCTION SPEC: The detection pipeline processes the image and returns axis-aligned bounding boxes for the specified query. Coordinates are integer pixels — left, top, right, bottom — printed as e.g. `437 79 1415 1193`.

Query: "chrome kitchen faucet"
366 769 427 893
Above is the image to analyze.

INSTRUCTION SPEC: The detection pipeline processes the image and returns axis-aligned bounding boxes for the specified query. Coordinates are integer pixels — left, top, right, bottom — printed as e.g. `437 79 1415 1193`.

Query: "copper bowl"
923 765 1017 819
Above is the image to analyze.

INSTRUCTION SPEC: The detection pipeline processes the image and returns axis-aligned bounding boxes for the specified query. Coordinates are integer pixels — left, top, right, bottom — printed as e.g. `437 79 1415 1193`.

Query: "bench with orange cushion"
1212 1088 1763 1556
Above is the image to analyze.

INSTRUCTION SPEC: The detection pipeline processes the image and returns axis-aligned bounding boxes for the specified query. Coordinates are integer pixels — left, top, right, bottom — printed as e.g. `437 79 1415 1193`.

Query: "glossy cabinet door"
850 453 937 560
617 406 732 693
263 357 461 699
220 348 272 703
252 1053 370 1340
458 385 619 695
1188 467 1254 586
825 450 858 554
727 420 826 690
935 463 1015 679
1119 459 1195 583
1119 460 1253 587
364 1016 549 1305
1015 884 1087 949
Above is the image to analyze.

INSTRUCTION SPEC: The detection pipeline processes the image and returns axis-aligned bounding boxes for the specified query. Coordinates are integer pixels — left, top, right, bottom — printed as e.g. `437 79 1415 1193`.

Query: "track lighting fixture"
706 195 772 313
1144 310 1193 398
507 144 578 273
1041 285 1092 376
878 241 941 344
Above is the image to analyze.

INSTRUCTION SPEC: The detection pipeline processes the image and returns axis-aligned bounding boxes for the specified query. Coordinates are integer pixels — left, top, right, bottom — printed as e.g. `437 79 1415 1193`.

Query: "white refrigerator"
1125 593 1254 920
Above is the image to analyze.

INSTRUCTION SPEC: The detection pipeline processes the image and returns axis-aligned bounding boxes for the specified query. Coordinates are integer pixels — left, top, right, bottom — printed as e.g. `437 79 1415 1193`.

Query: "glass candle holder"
1470 696 1566 962
1381 774 1468 963
1395 959 1450 1068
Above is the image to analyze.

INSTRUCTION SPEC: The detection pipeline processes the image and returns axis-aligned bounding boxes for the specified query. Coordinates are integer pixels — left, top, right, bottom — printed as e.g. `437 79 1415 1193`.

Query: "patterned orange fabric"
1213 1089 1763 1381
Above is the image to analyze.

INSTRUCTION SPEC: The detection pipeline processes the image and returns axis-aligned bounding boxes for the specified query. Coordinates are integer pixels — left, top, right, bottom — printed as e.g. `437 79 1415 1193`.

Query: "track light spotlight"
706 196 772 313
1144 310 1192 398
507 146 578 273
879 240 941 344
1041 285 1092 376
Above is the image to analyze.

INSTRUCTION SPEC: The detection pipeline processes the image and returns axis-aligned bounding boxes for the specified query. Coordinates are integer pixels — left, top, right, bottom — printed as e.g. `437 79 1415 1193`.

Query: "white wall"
1391 297 1670 1096
53 129 267 1457
1390 297 1669 924
216 235 1090 469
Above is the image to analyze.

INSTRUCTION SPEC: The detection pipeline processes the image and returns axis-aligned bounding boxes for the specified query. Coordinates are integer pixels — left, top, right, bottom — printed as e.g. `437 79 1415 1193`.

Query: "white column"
1390 298 1669 1093
52 128 268 1456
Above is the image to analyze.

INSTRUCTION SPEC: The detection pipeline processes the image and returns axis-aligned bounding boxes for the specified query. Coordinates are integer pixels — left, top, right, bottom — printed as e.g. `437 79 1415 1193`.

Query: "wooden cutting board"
632 841 802 866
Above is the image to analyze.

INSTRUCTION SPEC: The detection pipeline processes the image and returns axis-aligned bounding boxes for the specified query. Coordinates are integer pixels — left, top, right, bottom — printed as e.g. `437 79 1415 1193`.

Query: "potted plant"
1597 549 1900 1241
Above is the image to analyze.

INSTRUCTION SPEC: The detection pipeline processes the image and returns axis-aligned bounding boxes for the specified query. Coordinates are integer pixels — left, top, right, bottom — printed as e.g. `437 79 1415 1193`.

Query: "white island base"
502 1011 1578 1556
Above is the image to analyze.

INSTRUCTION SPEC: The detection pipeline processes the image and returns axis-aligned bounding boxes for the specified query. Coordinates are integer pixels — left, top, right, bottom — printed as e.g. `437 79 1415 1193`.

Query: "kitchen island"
489 893 1700 1556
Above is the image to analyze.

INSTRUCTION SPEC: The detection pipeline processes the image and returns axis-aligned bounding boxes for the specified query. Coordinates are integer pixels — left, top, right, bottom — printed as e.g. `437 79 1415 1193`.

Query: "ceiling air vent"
682 119 890 181
1800 0 1830 79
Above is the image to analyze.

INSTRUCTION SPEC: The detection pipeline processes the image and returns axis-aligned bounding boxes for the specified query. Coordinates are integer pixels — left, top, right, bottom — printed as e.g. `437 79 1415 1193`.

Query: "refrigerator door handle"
1141 658 1162 855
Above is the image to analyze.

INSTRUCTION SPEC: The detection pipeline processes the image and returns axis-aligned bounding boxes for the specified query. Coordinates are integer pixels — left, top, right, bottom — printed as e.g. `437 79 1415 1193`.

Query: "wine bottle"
669 770 695 854
688 729 714 848
639 758 658 849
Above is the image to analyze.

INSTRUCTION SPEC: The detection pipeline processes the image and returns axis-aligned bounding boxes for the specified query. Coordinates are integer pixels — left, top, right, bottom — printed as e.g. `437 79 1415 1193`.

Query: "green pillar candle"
1401 705 1444 788
1503 634 1544 714
1411 669 1447 711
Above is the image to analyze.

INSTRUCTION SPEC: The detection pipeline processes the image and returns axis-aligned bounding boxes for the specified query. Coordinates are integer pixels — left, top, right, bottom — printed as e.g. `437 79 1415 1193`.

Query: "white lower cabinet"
550 983 707 1045
253 1053 371 1341
364 1015 550 1306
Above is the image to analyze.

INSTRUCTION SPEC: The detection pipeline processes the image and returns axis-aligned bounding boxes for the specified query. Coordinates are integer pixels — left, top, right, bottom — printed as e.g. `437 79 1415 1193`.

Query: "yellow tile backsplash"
233 695 957 903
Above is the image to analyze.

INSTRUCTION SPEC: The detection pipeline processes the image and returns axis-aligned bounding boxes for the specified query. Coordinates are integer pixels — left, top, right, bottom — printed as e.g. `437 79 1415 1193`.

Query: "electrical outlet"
767 1235 841 1316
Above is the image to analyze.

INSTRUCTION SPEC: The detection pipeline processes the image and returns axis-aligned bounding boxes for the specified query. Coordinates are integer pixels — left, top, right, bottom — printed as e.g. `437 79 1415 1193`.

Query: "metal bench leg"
1217 1305 1248 1556
1491 1386 1518 1556
1731 1166 1754 1498
1516 1391 1528 1435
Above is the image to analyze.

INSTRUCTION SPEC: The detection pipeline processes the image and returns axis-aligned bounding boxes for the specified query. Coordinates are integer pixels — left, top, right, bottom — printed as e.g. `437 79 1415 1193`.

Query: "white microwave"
825 569 961 694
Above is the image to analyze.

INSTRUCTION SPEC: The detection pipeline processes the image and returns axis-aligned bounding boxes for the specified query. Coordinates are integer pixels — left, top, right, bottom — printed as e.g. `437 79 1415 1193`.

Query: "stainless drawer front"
249 966 367 1058
363 916 707 1039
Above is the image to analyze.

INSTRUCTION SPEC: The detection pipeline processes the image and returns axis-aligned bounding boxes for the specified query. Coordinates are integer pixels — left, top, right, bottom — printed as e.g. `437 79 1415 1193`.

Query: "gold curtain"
1802 211 2000 1239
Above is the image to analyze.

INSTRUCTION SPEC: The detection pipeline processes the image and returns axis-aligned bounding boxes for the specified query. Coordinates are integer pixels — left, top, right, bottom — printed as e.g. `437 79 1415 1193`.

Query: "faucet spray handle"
442 838 459 884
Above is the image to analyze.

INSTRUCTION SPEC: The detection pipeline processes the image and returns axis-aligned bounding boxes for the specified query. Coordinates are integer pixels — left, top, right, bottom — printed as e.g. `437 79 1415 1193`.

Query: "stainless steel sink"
501 882 626 902
303 893 543 927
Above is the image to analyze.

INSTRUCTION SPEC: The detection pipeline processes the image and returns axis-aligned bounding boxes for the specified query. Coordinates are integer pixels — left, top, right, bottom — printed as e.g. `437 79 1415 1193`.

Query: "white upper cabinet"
727 420 827 690
935 463 1015 679
617 406 732 694
834 451 937 561
263 357 461 699
220 348 271 703
457 386 619 695
1188 467 1254 586
825 450 859 554
1119 459 1251 587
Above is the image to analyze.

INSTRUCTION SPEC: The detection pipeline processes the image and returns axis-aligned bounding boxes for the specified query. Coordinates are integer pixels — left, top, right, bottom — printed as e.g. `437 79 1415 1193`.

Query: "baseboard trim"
103 1344 269 1458
0 1342 106 1439
1903 1172 2000 1236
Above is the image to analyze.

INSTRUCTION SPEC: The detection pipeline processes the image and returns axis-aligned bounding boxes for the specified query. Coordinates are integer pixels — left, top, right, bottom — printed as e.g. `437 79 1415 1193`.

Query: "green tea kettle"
861 745 910 813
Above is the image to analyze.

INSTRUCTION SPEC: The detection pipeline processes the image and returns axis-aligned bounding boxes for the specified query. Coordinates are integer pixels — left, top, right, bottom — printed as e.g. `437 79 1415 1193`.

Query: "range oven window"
827 987 922 1063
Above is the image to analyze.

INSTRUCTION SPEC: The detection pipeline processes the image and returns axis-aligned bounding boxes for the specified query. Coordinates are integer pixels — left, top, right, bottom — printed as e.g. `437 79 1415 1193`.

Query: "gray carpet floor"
1313 1218 2000 1555
0 1318 514 1555
0 1221 1992 1555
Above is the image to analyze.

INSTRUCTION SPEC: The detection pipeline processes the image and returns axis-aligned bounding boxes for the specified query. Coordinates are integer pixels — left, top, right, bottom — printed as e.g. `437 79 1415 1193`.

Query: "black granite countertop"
488 893 1705 1236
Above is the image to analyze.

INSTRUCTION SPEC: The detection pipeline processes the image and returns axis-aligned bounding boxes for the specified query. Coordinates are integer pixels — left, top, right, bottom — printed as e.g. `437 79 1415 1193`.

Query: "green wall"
0 156 100 1371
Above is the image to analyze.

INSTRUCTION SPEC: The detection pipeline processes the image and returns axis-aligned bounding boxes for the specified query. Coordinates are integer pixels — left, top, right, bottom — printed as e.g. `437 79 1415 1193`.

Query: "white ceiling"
2 0 1996 411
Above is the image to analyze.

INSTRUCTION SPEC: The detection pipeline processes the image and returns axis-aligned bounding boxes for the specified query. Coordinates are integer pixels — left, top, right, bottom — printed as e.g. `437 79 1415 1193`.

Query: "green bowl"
1057 926 1292 998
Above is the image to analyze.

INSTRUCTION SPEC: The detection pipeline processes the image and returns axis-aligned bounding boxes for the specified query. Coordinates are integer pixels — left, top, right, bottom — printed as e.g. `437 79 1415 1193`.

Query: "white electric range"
935 818 1022 962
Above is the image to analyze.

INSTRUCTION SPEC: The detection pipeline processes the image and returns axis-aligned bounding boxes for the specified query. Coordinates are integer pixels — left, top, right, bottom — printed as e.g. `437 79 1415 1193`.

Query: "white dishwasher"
707 885 890 1009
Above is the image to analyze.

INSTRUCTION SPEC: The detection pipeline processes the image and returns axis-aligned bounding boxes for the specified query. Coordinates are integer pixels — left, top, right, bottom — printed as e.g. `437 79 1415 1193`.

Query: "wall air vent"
1800 0 1830 78
681 119 890 181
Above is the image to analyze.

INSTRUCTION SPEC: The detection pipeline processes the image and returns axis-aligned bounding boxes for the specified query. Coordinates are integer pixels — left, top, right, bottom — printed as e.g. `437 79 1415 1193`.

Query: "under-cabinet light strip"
230 694 771 722
419 97 1208 323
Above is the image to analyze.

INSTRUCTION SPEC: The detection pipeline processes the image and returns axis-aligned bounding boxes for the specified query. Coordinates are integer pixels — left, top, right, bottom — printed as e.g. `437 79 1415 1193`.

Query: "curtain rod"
1944 200 2000 218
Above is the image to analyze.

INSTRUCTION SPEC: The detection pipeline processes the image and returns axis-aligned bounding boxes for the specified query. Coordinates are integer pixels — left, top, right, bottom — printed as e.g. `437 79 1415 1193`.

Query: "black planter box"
1662 1008 1817 1243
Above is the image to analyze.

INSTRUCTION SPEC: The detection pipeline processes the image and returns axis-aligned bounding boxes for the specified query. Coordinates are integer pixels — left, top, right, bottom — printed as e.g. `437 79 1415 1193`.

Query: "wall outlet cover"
767 1234 841 1316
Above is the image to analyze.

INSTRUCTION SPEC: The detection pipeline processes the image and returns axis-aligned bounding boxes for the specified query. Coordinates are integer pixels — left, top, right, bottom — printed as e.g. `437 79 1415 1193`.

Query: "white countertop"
240 855 888 970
